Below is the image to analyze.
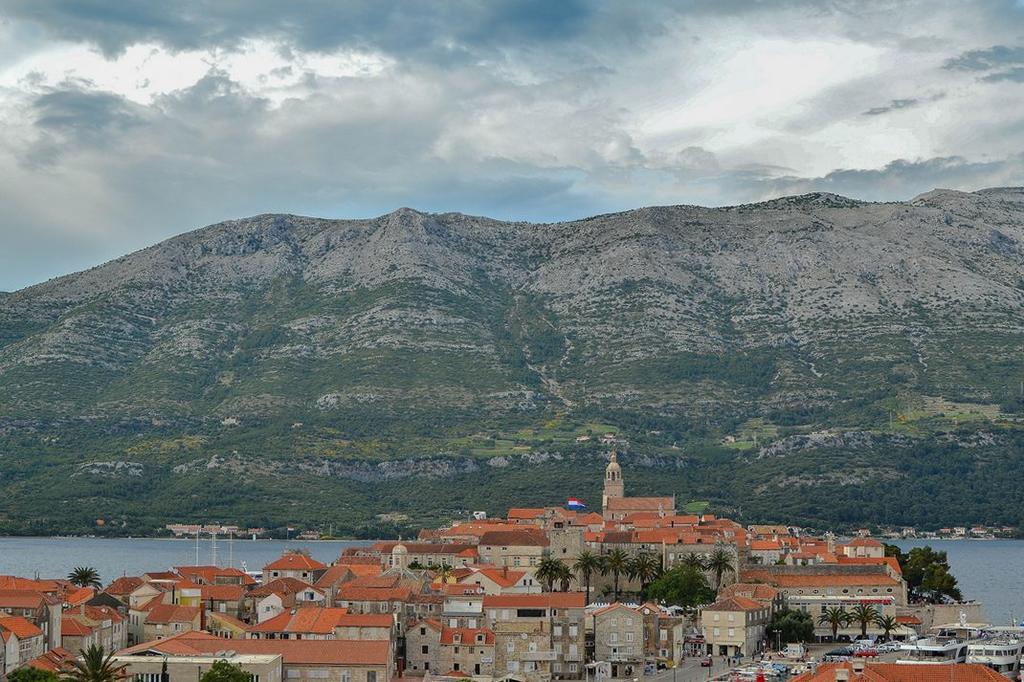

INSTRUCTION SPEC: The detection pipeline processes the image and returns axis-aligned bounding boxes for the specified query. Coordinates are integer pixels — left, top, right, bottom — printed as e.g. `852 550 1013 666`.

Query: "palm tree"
818 607 851 641
850 604 879 638
67 567 102 589
628 552 662 596
554 563 574 592
680 553 707 571
602 549 630 601
706 547 736 590
434 563 454 584
62 645 126 682
535 557 565 592
874 614 899 642
573 551 602 605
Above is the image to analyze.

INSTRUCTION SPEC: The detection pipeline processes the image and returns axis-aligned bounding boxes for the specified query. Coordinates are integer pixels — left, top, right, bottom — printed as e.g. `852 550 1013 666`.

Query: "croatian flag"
566 498 586 511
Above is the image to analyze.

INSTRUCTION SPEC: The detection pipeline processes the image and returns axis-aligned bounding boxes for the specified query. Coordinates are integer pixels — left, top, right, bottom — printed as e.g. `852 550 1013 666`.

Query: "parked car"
826 647 855 658
855 649 879 658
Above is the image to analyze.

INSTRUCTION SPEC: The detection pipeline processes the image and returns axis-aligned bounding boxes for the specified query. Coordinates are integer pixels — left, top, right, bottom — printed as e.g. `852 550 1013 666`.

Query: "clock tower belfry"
602 452 625 513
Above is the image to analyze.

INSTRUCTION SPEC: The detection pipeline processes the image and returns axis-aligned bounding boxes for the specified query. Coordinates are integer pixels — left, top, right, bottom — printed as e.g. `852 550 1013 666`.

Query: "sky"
0 1 1023 291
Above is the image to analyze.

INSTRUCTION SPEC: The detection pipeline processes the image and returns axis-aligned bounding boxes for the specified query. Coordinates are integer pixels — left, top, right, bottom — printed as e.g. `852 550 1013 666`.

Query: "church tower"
602 452 625 513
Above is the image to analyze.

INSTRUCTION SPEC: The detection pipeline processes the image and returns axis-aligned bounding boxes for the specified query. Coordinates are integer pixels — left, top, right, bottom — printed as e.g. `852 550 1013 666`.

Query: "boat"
967 636 1024 679
898 620 989 665
897 637 970 664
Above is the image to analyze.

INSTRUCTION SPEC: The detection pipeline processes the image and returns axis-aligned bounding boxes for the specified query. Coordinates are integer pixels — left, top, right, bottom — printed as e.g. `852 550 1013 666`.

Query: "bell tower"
602 452 624 513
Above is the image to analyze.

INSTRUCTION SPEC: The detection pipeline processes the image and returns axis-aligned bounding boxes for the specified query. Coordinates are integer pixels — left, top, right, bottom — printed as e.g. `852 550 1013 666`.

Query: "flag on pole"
566 497 586 511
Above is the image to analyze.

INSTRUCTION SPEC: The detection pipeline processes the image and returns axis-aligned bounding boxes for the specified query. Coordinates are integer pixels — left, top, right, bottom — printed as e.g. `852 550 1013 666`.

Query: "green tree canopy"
11 668 60 682
769 608 815 644
200 660 252 682
884 544 962 602
645 565 715 608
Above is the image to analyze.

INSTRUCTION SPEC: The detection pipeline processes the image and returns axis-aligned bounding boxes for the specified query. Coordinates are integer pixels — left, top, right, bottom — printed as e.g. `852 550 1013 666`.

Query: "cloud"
943 44 1024 82
1 2 1024 290
862 98 921 116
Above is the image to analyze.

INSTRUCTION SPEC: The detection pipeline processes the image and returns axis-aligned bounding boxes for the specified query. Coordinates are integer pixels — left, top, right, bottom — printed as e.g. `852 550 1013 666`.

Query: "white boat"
967 636 1024 679
897 637 970 664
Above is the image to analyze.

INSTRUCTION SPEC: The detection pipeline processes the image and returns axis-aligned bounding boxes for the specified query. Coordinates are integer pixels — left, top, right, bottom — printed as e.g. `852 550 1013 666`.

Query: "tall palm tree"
874 614 899 642
62 645 126 682
818 607 851 641
573 551 602 605
554 563 574 592
850 604 880 638
680 553 707 571
67 567 102 589
602 549 630 601
535 557 565 592
706 547 736 590
434 563 454 584
628 552 662 597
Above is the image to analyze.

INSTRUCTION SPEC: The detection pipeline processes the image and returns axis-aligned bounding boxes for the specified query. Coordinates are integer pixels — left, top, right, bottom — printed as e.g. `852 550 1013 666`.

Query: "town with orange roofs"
0 455 1010 682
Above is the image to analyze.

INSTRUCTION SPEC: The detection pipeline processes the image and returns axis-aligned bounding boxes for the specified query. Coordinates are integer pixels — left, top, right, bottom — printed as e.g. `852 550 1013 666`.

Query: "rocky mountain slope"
1 188 1023 535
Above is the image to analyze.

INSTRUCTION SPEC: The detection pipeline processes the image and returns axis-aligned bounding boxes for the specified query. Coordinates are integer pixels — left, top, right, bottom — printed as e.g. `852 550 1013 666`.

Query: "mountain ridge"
1 187 1023 536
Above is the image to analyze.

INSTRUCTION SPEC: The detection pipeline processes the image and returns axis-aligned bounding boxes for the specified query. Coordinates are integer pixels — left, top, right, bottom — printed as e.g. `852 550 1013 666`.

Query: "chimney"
851 659 865 674
835 668 850 682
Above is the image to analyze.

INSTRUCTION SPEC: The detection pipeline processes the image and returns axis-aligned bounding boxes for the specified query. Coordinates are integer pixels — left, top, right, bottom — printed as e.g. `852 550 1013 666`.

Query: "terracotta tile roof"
174 566 256 585
592 603 640 618
837 556 903 575
28 647 76 672
335 585 413 602
705 596 764 612
264 553 327 571
143 571 180 581
478 530 549 547
249 577 315 598
61 617 95 636
0 576 64 593
144 604 201 624
442 523 525 538
82 605 125 624
791 663 1005 682
120 630 391 666
896 615 922 625
104 576 145 595
314 565 355 589
507 508 547 520
250 608 338 634
846 538 884 547
751 540 783 551
200 584 244 601
65 587 95 605
719 583 780 602
483 593 585 609
0 615 44 638
464 567 526 588
605 497 675 512
440 626 494 645
741 569 902 587
0 590 46 608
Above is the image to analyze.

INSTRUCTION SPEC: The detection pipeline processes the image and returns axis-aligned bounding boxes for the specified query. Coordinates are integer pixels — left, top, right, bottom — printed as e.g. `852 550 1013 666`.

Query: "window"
728 629 734 637
626 633 634 643
569 664 578 674
286 672 301 679
714 628 720 636
422 645 429 654
453 664 460 672
367 673 376 682
569 624 578 637
341 672 350 682
420 627 426 636
553 625 562 637
610 632 619 643
507 642 515 654
308 671 329 679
